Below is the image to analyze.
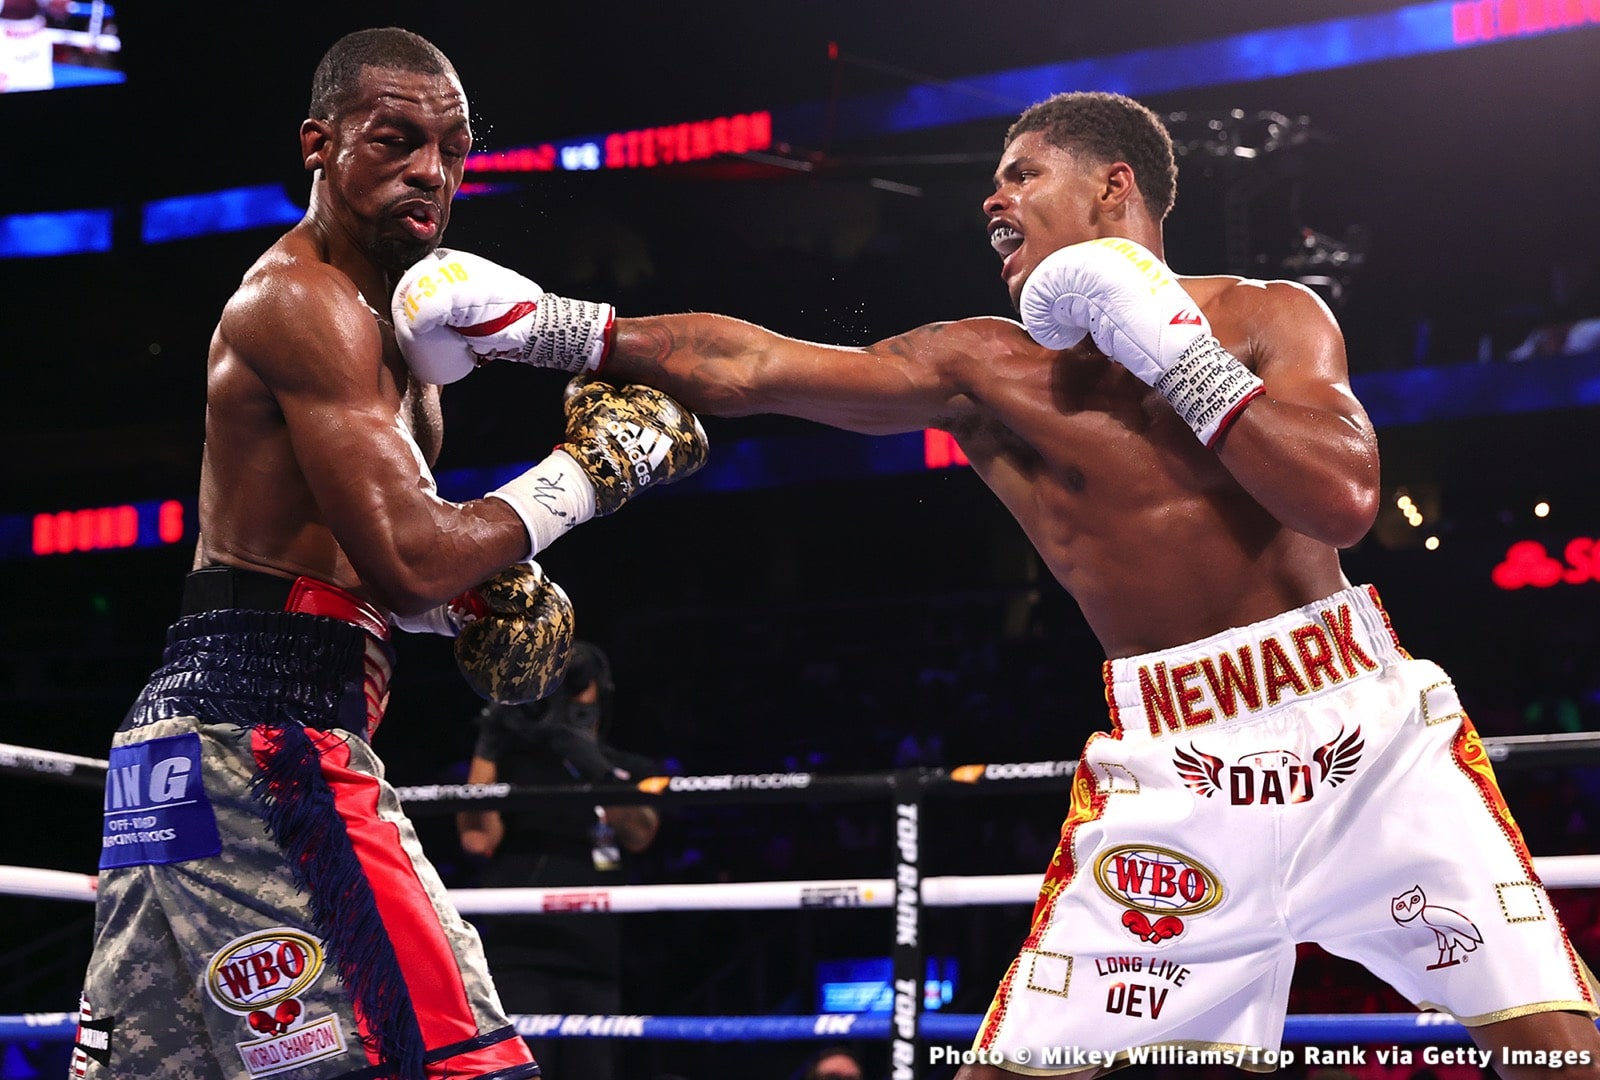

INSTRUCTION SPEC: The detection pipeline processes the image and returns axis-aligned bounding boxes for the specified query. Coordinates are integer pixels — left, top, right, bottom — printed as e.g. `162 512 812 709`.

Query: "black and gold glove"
560 377 709 515
449 563 576 705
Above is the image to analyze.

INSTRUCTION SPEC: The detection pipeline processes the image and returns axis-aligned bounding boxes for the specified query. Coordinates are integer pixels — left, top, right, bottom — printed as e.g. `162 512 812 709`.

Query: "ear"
1098 161 1138 216
300 117 333 173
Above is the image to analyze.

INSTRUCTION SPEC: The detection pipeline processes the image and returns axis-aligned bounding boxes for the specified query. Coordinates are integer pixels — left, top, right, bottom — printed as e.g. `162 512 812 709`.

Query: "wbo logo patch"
205 929 348 1078
205 928 325 1013
1094 844 1224 945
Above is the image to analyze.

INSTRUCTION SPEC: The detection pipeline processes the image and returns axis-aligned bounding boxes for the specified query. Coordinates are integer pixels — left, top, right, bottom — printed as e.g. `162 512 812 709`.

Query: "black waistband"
182 566 296 615
181 565 391 640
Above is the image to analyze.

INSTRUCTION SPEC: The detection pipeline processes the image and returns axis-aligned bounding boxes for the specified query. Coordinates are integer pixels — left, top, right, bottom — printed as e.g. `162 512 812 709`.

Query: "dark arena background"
2 2 1599 1078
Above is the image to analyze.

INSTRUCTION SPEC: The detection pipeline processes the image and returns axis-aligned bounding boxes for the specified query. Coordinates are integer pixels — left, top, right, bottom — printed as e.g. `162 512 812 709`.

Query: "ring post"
890 768 929 1077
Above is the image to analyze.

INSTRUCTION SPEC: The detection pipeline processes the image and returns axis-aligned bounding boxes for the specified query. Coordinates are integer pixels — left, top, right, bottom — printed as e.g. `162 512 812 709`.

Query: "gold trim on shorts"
1420 999 1600 1026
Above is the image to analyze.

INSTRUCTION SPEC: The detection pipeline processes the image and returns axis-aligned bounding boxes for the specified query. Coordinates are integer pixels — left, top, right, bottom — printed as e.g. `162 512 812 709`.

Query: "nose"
407 143 446 190
982 188 1010 217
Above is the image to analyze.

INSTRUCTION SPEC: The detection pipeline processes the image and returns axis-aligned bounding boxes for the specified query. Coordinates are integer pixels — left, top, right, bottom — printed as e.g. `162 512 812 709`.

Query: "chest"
955 347 1228 500
403 377 444 466
377 316 444 465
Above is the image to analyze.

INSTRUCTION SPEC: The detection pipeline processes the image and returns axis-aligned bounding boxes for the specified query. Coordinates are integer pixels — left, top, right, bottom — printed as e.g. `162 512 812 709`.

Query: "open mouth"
396 202 440 240
989 225 1022 258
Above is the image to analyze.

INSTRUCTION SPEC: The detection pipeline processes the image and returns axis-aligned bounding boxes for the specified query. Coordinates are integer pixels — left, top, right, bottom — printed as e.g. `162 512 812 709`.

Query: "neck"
302 182 392 300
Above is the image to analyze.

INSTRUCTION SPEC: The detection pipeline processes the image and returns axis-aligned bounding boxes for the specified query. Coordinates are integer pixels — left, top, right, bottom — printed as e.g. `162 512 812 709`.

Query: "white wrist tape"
391 604 459 637
487 448 598 555
528 295 615 373
1153 335 1265 447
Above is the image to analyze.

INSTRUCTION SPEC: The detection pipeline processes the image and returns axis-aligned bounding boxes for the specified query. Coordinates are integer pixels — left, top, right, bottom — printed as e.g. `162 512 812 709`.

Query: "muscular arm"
605 313 988 434
1211 281 1380 548
223 261 530 612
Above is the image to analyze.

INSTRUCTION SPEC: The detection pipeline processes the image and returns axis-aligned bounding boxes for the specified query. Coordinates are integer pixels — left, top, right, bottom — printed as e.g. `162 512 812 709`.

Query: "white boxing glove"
1020 237 1264 446
391 248 616 384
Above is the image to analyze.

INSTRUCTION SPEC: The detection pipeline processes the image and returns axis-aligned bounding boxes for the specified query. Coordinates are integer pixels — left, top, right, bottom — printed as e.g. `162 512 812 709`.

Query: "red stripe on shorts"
977 747 1109 1049
1450 717 1594 1007
307 730 537 1074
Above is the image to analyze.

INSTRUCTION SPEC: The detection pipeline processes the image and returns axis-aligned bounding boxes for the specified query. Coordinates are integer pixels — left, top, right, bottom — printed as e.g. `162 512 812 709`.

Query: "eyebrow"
992 154 1033 188
368 108 472 137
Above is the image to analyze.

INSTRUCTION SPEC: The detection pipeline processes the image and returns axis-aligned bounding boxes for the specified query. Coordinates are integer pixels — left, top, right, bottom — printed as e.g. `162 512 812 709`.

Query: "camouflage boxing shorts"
74 608 538 1080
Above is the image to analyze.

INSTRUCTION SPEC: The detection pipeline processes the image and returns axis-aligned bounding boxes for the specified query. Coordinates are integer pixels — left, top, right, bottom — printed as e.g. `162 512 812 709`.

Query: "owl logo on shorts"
1392 886 1484 970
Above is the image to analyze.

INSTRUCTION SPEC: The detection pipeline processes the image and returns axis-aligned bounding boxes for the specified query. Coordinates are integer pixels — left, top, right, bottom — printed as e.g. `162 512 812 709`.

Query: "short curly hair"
1005 91 1178 220
308 27 459 121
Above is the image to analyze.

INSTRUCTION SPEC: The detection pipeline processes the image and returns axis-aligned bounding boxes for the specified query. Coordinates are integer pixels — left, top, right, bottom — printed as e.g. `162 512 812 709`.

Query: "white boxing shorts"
974 584 1597 1074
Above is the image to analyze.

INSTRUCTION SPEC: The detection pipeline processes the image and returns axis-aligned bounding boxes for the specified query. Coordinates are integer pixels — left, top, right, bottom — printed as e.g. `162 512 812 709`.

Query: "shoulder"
471 704 519 753
224 250 369 340
475 702 522 730
1189 274 1345 362
219 246 383 384
1189 275 1354 393
1197 275 1340 333
883 315 1042 366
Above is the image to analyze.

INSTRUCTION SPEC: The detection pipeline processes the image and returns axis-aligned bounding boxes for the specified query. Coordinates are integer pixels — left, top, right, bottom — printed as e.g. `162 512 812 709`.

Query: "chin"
373 235 436 273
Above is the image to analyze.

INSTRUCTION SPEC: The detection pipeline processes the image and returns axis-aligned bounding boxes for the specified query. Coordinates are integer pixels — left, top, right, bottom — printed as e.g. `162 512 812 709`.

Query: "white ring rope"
0 743 111 779
7 857 1600 911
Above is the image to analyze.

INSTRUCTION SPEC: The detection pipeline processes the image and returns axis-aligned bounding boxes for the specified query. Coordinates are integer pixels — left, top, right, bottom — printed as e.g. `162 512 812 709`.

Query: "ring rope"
0 1010 1530 1045
7 732 1599 810
6 856 1600 910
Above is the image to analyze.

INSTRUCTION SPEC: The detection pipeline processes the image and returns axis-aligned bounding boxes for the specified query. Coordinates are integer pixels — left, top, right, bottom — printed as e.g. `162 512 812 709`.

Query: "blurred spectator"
1507 316 1600 360
457 642 660 1080
800 1044 864 1080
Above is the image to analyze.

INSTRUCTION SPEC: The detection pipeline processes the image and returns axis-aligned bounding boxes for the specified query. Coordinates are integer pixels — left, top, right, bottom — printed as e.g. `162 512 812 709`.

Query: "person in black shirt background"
457 641 659 1080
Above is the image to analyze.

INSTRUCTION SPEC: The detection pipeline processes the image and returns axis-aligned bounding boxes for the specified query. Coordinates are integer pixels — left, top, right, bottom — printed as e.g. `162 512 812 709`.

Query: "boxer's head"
986 92 1177 307
301 28 472 271
1006 91 1177 222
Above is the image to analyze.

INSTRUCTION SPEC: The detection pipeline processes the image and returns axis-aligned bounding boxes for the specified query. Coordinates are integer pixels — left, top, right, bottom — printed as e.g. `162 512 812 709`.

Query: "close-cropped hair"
1006 91 1179 220
309 27 458 120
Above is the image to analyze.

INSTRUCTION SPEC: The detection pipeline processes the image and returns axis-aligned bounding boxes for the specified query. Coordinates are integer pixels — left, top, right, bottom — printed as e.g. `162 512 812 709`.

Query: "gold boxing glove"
561 377 709 515
452 562 575 704
393 562 575 704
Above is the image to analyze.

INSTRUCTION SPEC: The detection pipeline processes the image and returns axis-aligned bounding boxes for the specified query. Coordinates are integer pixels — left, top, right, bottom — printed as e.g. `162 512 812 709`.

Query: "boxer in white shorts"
973 584 1597 1072
410 88 1600 1077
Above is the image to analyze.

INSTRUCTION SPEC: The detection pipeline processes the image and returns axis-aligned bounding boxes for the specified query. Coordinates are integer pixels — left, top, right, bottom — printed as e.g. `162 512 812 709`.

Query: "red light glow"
923 430 970 469
1451 0 1600 43
1491 537 1600 589
33 505 139 556
29 500 189 557
158 500 185 544
605 112 772 169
